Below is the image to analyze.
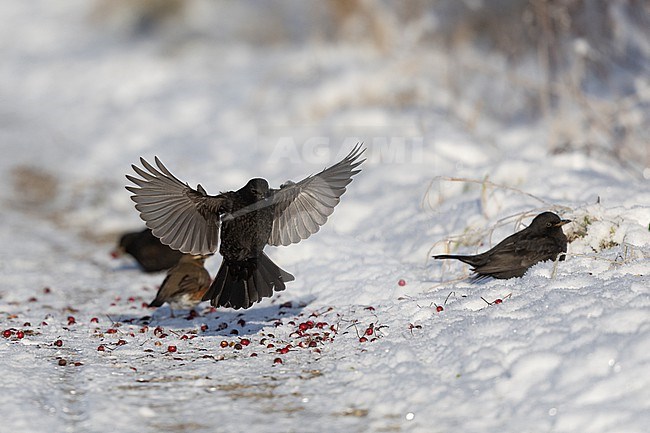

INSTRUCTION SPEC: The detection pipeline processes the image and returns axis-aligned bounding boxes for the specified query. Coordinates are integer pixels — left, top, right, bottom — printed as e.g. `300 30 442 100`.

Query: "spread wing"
268 144 365 246
125 157 226 255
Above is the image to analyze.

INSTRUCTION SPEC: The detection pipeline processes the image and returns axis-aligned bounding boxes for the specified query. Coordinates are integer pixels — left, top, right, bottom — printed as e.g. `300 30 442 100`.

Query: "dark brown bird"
126 144 365 309
112 228 183 272
434 212 571 279
148 254 212 315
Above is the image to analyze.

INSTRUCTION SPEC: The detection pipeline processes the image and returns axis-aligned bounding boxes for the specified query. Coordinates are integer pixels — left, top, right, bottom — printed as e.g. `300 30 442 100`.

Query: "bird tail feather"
203 252 294 309
433 254 482 267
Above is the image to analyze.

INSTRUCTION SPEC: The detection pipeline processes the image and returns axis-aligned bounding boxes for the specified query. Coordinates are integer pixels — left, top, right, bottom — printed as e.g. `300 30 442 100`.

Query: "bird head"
243 178 270 200
530 212 571 232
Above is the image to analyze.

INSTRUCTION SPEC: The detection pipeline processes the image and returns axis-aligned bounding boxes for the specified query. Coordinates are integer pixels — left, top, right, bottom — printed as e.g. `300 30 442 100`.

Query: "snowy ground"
1 2 649 433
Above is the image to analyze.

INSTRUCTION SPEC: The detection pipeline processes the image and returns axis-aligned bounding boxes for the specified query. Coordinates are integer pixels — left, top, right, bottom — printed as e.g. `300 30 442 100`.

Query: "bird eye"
546 222 552 227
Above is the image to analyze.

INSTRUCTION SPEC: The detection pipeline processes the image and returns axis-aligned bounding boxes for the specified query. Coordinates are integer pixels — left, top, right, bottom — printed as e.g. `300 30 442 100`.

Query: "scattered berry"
106 328 118 334
365 327 374 336
54 339 63 347
273 357 283 364
398 279 406 286
278 347 290 354
74 362 83 367
16 331 25 339
67 316 76 325
494 299 503 304
97 345 106 352
240 338 251 346
58 359 67 366
359 337 368 343
116 339 127 346
167 345 177 353
234 343 243 350
250 353 258 357
436 305 444 312
90 317 99 323
200 324 209 332
43 287 51 294
220 340 229 348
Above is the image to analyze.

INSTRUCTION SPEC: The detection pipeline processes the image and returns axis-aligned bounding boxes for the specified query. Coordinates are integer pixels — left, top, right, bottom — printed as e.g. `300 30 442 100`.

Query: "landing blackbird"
433 211 571 279
127 144 364 309
148 254 212 315
113 228 183 272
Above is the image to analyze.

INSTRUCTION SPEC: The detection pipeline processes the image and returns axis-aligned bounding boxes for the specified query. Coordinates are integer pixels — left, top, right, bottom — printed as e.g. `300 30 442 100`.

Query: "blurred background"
1 0 649 242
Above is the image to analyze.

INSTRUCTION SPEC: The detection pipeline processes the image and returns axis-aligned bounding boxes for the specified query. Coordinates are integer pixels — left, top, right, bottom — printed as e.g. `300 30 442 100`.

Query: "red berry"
90 317 99 323
74 362 83 367
16 331 25 339
220 340 229 348
23 322 31 327
305 320 314 328
116 339 127 346
127 296 136 303
250 353 258 357
359 337 368 343
54 339 63 347
240 338 251 346
180 335 189 340
2 330 12 338
200 324 209 332
106 328 117 334
167 345 177 353
266 343 275 349
398 279 406 286
67 316 76 325
436 305 444 312
308 341 317 348
97 345 106 351
365 327 374 336
43 287 51 294
58 359 67 366
41 321 48 326
278 347 290 354
298 323 309 332
234 343 243 350
494 299 503 304
273 357 283 364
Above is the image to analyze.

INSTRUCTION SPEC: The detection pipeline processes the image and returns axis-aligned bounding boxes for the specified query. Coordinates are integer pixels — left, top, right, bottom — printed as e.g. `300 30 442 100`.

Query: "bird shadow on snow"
110 297 315 337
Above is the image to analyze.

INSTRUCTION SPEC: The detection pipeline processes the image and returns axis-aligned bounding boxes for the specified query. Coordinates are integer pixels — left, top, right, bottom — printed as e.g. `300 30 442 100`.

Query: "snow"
1 2 649 433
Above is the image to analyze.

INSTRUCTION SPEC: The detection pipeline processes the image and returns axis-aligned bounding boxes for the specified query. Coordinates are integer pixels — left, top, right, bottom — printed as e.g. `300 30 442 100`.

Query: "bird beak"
554 219 572 227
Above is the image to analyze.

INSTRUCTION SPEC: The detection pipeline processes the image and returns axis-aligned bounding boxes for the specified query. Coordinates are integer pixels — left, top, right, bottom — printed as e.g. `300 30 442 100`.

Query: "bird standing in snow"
127 144 365 309
148 254 212 316
434 211 571 279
